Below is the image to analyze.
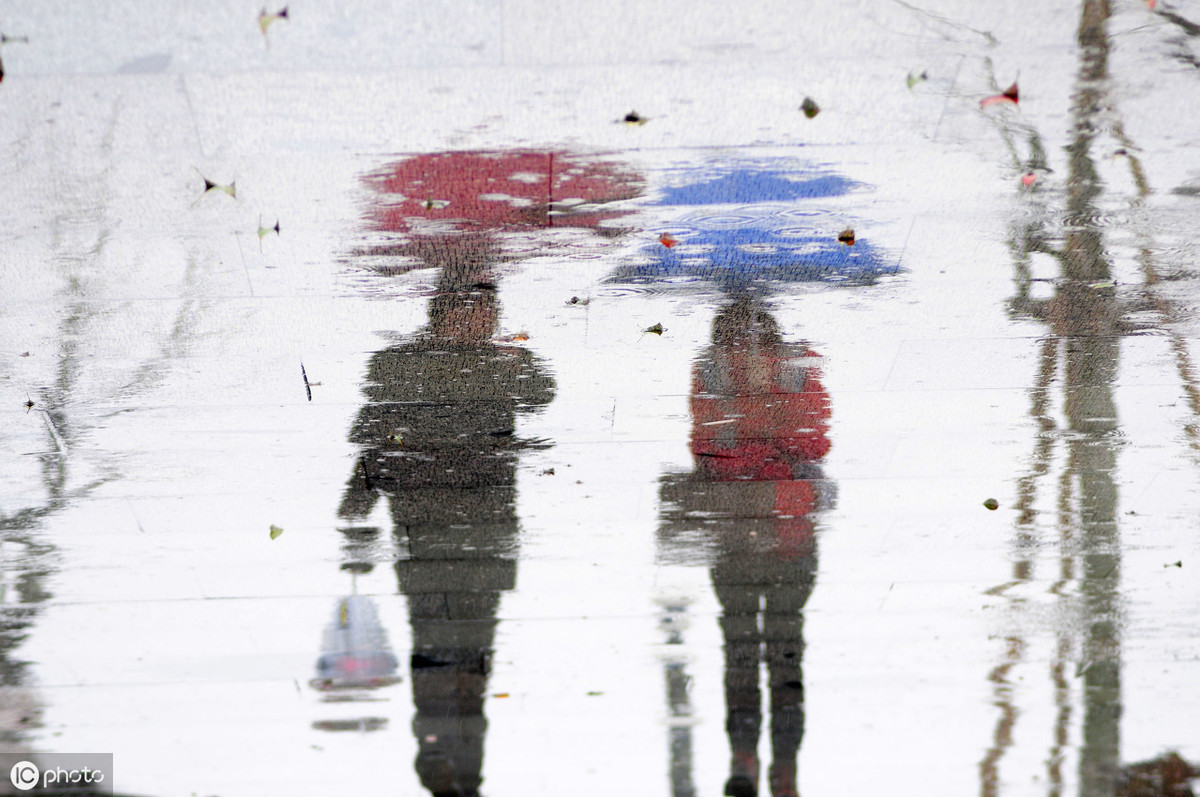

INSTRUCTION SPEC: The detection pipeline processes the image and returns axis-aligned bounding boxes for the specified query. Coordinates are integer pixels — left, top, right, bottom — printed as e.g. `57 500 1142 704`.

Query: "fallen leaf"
258 6 289 37
906 70 928 90
642 323 664 336
1021 171 1038 188
983 498 999 511
200 176 236 198
493 692 510 698
495 331 530 343
837 228 855 246
658 233 678 248
981 81 1019 108
269 524 284 540
623 111 648 126
800 97 820 119
541 468 555 476
257 218 280 240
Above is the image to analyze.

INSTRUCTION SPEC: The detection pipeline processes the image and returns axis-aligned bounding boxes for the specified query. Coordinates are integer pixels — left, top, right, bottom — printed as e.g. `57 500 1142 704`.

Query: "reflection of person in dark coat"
660 295 834 797
338 232 555 797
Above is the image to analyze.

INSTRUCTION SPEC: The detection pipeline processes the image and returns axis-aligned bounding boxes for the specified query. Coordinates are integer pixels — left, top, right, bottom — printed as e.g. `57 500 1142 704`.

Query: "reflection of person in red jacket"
660 294 834 797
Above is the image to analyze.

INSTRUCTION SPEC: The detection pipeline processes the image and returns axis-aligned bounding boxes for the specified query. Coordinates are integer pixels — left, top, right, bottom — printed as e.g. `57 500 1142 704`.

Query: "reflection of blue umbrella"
608 164 900 287
310 595 401 692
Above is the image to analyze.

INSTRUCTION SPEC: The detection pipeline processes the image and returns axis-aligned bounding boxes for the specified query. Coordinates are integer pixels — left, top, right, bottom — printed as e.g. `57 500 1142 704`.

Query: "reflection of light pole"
657 597 696 797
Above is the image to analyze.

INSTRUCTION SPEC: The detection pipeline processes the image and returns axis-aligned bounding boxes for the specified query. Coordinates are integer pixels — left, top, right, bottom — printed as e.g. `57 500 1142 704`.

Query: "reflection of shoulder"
365 341 555 405
774 345 824 392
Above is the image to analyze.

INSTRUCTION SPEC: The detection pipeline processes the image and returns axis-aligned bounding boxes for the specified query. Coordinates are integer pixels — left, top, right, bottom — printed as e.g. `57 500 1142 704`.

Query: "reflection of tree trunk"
1064 4 1122 795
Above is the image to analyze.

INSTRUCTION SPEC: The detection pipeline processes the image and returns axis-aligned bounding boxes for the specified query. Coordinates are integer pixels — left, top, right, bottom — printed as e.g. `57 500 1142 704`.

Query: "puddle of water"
4 0 1200 794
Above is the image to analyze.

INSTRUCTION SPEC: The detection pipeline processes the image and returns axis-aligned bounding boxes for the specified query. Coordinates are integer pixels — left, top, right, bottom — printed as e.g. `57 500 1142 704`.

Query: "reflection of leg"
765 585 805 797
402 572 509 797
408 590 500 797
715 578 763 797
763 553 815 797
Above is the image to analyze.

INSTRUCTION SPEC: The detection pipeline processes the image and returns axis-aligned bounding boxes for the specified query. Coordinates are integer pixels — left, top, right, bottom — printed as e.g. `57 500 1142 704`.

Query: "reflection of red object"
690 344 829 558
690 347 830 521
691 350 830 472
366 150 642 234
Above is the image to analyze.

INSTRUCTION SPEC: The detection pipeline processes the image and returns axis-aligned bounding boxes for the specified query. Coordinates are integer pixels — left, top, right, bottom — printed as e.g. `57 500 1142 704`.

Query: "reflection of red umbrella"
366 150 643 235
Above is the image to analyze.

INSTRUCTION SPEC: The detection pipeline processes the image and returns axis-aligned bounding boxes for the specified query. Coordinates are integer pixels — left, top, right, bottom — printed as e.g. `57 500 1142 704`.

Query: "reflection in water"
0 535 50 753
987 0 1200 793
660 296 834 797
657 599 697 797
309 578 401 735
339 150 641 795
338 306 552 794
311 591 401 693
607 160 897 288
353 149 643 278
625 157 878 796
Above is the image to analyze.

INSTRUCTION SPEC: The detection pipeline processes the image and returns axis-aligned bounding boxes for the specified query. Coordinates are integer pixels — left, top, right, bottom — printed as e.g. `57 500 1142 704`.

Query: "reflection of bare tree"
2 298 193 753
983 1 1200 794
3 113 216 751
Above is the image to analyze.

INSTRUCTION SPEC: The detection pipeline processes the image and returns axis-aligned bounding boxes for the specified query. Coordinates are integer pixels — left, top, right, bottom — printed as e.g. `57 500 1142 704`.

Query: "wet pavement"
3 1 1200 795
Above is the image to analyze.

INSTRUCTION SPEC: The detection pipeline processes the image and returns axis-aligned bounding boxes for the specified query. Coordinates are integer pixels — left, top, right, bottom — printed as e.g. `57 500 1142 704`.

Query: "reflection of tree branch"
979 637 1024 797
1047 634 1073 797
890 0 998 46
1014 338 1059 527
1105 114 1200 456
1157 8 1200 37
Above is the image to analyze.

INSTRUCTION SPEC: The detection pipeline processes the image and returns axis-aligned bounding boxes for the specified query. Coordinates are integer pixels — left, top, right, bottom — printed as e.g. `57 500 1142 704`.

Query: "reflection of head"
711 294 782 347
428 285 500 344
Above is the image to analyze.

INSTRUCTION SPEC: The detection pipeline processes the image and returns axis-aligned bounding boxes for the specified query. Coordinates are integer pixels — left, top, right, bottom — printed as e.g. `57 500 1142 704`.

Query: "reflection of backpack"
690 344 831 481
